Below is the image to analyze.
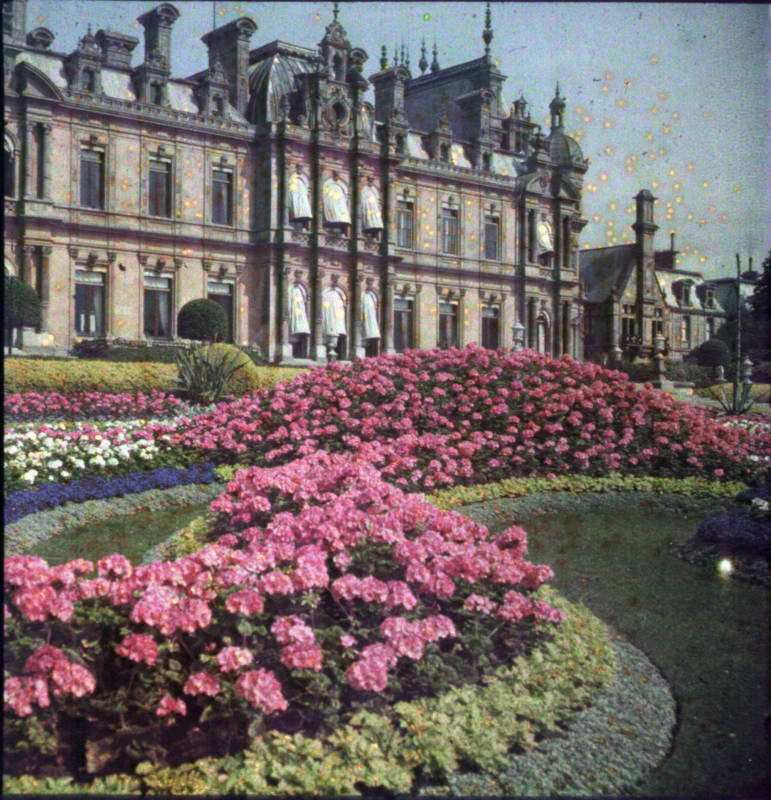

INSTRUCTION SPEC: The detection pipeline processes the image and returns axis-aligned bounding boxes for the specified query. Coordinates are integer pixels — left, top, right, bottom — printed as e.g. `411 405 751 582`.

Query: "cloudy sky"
26 1 770 277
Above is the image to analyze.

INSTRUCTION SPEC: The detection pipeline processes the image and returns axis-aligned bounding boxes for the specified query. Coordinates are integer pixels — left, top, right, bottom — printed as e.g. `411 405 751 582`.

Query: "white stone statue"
322 285 347 337
536 216 554 252
362 287 380 339
289 281 310 335
361 179 383 231
322 173 351 225
288 165 312 221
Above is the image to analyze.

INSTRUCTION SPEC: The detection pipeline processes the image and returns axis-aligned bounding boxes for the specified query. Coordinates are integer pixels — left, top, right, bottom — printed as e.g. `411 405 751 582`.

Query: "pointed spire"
549 81 566 130
405 47 410 72
394 44 399 66
333 1 339 22
400 42 406 66
431 42 439 72
482 1 493 57
419 39 428 74
380 44 387 70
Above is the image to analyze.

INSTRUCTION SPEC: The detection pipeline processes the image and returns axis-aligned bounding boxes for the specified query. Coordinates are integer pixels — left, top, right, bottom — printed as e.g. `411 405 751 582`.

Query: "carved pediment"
13 62 64 100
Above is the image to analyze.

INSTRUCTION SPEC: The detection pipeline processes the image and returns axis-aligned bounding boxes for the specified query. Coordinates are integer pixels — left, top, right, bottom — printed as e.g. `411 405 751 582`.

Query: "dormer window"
395 133 405 154
82 68 96 92
482 152 491 172
682 285 691 306
150 82 163 105
705 288 715 309
440 143 450 163
213 95 224 116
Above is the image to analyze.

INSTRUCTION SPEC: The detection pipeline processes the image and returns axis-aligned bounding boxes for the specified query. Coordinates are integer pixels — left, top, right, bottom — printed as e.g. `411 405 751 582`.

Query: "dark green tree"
693 337 731 369
177 298 227 344
5 275 41 355
746 251 771 363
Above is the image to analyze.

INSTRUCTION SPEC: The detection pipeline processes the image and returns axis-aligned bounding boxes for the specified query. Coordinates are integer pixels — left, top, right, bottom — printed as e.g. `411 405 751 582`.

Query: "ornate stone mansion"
4 0 734 363
3 0 592 362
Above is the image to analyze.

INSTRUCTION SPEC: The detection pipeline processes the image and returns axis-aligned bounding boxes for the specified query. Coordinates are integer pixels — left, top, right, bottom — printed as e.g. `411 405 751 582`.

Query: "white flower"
60 470 71 479
107 457 119 467
48 459 63 470
21 469 38 484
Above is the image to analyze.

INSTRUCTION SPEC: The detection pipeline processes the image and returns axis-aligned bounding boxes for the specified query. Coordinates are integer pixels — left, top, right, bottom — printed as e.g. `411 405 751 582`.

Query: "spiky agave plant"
174 344 246 405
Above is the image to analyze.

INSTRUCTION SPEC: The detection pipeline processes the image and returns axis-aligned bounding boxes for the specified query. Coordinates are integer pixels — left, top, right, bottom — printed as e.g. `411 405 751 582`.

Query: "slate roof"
579 245 635 302
549 130 584 166
247 41 318 124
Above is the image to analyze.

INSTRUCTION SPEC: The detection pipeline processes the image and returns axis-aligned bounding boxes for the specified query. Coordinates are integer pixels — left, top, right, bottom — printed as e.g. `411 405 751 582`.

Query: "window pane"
439 302 458 348
393 298 413 353
481 306 499 349
441 209 458 254
75 274 105 335
484 220 499 260
207 281 234 342
149 161 170 217
213 170 232 225
80 150 103 209
397 201 413 248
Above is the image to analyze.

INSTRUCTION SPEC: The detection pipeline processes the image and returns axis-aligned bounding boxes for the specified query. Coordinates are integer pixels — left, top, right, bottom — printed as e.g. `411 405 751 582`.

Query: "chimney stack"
201 17 257 116
136 3 179 71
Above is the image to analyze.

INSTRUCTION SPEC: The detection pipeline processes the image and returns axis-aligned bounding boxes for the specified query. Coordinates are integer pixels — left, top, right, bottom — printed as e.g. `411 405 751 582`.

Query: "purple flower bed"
5 463 218 524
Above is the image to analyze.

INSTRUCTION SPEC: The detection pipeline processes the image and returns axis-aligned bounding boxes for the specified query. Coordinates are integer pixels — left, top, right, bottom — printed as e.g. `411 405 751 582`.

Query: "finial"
419 39 428 74
405 47 410 71
482 1 493 56
333 1 339 22
380 44 387 70
556 81 561 97
394 45 399 66
401 42 406 66
431 42 439 72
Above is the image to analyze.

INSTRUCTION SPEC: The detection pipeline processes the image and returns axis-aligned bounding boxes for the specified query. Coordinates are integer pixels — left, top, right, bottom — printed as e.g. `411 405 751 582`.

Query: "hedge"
4 359 177 394
4 358 307 395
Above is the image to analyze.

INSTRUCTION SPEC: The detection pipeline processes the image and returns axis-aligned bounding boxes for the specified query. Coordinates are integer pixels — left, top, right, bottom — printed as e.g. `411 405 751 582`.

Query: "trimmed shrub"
177 299 227 344
693 338 731 369
3 359 177 394
5 276 42 353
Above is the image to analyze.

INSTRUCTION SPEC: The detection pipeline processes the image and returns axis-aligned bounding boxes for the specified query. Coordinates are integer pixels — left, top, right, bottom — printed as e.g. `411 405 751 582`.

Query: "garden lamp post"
741 356 753 391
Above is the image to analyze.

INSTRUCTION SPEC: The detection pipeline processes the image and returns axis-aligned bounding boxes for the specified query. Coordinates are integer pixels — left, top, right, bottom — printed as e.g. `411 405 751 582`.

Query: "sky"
24 1 770 279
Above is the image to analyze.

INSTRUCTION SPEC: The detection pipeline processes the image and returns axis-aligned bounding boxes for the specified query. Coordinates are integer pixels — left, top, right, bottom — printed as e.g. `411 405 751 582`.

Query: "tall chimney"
136 3 180 71
201 17 257 117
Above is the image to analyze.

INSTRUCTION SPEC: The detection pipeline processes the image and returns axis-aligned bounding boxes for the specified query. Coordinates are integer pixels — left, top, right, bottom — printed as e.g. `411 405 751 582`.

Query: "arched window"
4 135 15 197
333 53 345 82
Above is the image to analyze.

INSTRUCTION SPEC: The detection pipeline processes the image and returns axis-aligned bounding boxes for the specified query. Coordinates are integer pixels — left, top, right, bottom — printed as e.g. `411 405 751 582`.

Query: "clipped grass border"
427 472 748 511
3 464 236 556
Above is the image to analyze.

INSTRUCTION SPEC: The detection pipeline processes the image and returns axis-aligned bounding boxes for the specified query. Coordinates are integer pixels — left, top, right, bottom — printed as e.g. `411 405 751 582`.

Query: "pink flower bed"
4 390 184 421
4 450 561 774
161 347 769 486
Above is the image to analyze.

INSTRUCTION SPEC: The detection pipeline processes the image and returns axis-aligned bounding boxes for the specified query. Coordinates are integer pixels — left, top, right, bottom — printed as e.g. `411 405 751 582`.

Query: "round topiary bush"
695 338 731 369
5 275 41 353
201 343 262 396
177 298 227 343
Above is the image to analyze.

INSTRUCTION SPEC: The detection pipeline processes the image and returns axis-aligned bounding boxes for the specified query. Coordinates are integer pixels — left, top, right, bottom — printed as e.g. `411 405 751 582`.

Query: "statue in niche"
289 272 310 358
362 278 380 340
322 276 347 360
288 274 310 336
288 164 312 225
361 177 383 232
322 171 351 227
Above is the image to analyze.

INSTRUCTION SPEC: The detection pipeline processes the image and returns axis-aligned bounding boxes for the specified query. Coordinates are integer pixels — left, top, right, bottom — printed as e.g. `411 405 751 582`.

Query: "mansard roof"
247 40 318 124
549 129 584 167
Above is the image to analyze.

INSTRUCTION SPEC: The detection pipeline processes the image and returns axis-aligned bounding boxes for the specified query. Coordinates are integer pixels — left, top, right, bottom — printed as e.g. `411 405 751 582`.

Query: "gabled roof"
579 245 635 302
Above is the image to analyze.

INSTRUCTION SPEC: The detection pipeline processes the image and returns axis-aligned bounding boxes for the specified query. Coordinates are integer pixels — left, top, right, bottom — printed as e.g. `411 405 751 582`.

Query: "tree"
746 251 771 363
5 275 41 355
693 337 731 369
177 298 227 344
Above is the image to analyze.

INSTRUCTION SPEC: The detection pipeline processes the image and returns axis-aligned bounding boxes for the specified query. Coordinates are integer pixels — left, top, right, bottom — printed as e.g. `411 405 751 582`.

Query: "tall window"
682 285 691 306
207 279 233 342
621 304 636 342
393 297 414 353
707 316 715 339
440 205 458 254
527 209 535 262
151 82 163 105
484 215 499 260
481 305 499 349
652 307 664 338
212 169 233 225
75 269 105 335
562 217 571 267
396 198 414 249
144 273 172 338
439 143 450 163
683 315 691 346
80 148 104 209
149 159 171 217
4 137 14 197
82 68 95 92
438 301 458 349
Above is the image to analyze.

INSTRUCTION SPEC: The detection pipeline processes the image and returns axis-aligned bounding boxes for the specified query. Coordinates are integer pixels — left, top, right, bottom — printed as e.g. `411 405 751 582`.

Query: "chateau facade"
4 1 588 362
